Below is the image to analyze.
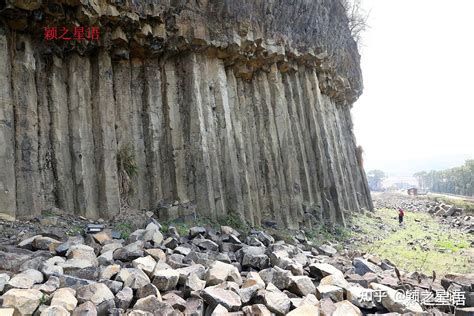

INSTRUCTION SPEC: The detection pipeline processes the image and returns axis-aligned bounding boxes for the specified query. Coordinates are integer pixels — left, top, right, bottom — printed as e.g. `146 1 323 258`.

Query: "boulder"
176 264 206 285
2 288 43 315
271 267 292 290
51 288 78 312
41 262 64 277
201 286 242 312
238 280 262 304
128 311 153 316
241 249 269 270
333 300 362 316
206 261 242 286
92 230 112 245
346 285 376 309
133 256 157 276
193 237 219 251
115 286 134 309
136 283 162 300
318 244 338 256
40 305 70 316
98 251 114 266
8 269 43 289
183 297 205 315
185 273 206 293
113 241 145 260
134 295 175 315
174 246 192 256
189 226 207 238
32 236 61 250
211 304 229 315
269 250 293 269
316 285 344 302
369 283 423 313
162 292 186 311
319 274 350 290
288 275 316 296
152 231 164 245
319 297 337 316
0 273 10 292
353 258 382 276
76 283 115 305
264 284 291 315
100 242 122 255
72 301 98 316
152 269 180 291
36 275 60 294
242 304 272 316
100 264 121 280
58 274 95 290
163 237 179 249
257 231 274 246
145 249 167 261
66 245 98 267
287 304 320 316
116 268 151 289
0 249 32 271
308 263 343 280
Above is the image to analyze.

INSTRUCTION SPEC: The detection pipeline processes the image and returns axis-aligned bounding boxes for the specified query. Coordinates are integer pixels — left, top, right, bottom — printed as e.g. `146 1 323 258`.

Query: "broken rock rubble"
0 220 472 315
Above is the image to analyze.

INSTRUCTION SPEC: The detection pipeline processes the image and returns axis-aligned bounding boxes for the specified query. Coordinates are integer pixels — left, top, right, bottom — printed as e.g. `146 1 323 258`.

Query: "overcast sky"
352 0 474 176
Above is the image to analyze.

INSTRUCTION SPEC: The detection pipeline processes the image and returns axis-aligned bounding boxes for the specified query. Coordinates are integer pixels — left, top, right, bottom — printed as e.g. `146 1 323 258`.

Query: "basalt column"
0 0 373 227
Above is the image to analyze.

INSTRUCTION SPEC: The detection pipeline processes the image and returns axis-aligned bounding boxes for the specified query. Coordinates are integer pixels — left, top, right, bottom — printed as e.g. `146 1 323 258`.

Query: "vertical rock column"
226 69 256 226
181 54 216 219
235 77 262 225
282 72 320 210
130 59 150 210
36 56 55 211
196 55 227 217
268 65 304 229
12 35 41 218
333 103 360 213
212 59 245 218
68 54 98 218
250 75 282 224
143 59 164 208
0 28 16 220
298 68 337 223
163 60 187 202
91 51 121 218
49 56 75 213
309 71 346 225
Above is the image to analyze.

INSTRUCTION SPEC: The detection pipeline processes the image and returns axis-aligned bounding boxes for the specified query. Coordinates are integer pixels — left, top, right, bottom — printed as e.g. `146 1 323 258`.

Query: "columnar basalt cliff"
0 0 373 228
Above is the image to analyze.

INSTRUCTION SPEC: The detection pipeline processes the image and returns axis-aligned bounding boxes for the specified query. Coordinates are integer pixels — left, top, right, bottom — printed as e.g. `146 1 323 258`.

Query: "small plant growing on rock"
115 222 133 239
217 212 250 234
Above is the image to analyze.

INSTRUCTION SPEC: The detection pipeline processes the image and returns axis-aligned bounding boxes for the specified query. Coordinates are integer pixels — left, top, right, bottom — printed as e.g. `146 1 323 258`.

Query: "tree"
413 160 474 197
367 169 386 191
340 0 370 45
414 171 427 191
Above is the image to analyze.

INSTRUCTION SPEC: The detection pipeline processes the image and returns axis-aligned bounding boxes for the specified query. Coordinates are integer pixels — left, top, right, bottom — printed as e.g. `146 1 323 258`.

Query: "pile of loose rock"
372 193 473 234
0 218 473 315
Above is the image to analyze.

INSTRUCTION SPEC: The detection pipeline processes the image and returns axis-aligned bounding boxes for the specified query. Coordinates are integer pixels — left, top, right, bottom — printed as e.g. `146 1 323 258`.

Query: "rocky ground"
372 192 474 233
0 205 473 315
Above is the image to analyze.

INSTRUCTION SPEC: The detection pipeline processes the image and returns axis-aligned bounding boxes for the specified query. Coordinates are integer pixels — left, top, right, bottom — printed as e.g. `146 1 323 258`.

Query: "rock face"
0 0 372 227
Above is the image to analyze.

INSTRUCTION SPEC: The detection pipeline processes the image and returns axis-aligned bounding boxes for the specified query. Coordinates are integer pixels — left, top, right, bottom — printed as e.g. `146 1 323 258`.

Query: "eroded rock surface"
0 0 372 228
